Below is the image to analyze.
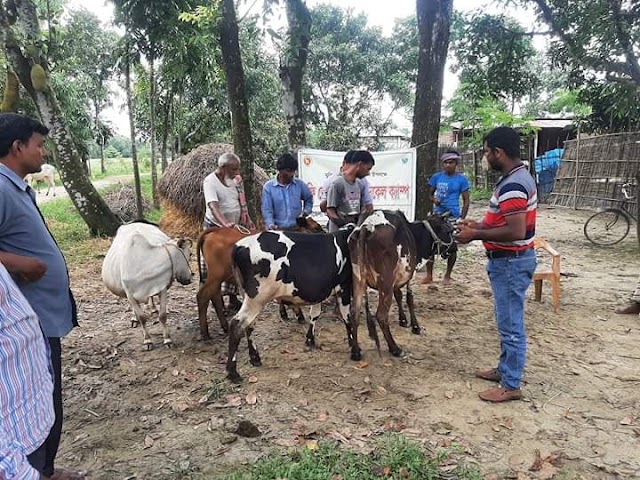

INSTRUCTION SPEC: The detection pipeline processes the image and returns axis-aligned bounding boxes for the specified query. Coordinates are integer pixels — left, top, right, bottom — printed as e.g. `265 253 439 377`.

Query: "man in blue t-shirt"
423 149 470 284
429 150 470 219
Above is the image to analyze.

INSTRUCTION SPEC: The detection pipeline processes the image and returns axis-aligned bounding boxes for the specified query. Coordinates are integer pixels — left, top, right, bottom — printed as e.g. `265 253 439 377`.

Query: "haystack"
157 143 270 237
102 182 151 223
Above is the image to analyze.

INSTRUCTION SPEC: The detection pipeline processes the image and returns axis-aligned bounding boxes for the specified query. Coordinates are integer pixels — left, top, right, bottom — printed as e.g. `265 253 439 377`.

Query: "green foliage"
107 135 134 158
103 145 121 158
517 0 640 132
449 12 540 106
445 84 538 149
174 5 287 168
546 89 591 117
222 434 481 480
48 7 120 158
574 80 640 132
304 5 414 150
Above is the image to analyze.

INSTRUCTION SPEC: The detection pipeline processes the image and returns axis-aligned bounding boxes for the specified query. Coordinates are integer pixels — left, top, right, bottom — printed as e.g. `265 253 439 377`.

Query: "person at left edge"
0 261 55 480
0 113 85 480
261 153 313 230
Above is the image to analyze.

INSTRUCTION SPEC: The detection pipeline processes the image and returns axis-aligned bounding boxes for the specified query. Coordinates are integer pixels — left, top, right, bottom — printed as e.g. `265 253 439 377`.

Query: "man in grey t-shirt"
326 150 375 232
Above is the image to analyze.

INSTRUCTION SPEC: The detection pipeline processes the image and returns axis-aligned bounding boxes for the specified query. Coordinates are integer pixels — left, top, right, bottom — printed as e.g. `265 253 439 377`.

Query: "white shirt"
203 171 241 225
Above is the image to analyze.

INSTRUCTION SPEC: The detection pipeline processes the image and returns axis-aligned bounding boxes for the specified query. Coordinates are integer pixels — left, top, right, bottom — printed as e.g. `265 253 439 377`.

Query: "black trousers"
28 337 63 477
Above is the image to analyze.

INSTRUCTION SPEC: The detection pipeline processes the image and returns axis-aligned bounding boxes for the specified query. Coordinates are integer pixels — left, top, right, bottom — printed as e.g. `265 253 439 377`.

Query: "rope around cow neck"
422 219 455 257
162 242 193 279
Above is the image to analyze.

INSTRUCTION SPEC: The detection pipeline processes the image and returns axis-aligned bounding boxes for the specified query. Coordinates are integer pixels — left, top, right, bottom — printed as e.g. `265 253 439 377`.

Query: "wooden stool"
533 238 561 313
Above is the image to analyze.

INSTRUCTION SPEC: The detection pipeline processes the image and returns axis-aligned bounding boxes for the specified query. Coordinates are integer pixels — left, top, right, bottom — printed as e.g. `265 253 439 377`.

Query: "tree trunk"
124 41 144 220
94 99 106 175
160 94 171 172
98 138 104 176
1 0 121 236
280 0 310 153
219 0 259 223
148 54 159 208
411 0 453 221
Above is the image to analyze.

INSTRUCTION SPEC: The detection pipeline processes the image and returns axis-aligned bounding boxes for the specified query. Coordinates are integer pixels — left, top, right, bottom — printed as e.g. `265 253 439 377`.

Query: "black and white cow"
348 210 455 361
226 227 355 382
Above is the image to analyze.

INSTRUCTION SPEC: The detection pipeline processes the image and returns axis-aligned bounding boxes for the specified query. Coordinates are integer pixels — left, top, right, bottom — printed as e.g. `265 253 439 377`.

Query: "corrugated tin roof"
448 118 575 130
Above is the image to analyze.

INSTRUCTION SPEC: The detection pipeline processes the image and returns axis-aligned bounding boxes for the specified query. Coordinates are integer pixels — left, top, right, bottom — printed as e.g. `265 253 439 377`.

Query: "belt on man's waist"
485 248 533 259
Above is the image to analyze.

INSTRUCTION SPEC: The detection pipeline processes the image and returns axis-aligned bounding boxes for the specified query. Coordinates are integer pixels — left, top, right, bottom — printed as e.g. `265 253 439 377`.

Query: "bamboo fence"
550 132 639 218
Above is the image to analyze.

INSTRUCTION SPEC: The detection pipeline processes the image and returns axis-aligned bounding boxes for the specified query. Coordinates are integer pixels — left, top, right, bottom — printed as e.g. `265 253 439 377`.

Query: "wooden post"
636 171 640 247
573 124 581 209
473 148 478 189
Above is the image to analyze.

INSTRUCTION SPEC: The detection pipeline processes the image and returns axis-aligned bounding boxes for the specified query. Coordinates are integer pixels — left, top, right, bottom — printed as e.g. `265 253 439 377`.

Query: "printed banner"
298 148 417 221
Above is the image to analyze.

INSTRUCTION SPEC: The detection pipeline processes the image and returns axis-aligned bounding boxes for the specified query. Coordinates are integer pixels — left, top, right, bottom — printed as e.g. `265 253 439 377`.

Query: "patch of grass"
220 433 481 480
89 157 152 180
470 188 492 201
39 197 92 259
40 175 160 264
200 380 235 403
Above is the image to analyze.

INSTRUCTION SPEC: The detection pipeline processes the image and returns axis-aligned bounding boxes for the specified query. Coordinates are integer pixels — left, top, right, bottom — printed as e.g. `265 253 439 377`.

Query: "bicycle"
583 182 637 246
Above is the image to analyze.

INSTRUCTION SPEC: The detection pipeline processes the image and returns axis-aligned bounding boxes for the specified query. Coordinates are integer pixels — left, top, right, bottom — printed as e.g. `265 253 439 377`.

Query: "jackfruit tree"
0 0 121 236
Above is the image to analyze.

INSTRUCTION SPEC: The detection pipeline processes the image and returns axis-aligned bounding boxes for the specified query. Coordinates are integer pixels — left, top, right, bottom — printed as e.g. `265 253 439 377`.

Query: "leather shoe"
615 302 640 315
479 386 522 402
474 368 501 382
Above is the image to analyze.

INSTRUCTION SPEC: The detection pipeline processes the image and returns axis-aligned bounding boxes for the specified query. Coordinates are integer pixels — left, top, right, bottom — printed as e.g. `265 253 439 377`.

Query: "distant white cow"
25 163 56 196
102 221 193 349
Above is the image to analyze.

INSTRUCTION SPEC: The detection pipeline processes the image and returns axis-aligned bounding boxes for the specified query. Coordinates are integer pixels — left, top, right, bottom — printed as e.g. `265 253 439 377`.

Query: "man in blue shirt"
423 149 470 285
262 153 313 230
0 114 85 480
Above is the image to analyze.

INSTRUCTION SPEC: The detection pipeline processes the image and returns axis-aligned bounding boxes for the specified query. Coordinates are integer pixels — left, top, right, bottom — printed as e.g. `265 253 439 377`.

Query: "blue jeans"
487 249 536 390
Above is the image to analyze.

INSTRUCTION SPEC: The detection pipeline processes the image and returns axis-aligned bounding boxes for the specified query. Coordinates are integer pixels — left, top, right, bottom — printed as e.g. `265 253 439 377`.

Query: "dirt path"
34 175 134 205
57 204 639 479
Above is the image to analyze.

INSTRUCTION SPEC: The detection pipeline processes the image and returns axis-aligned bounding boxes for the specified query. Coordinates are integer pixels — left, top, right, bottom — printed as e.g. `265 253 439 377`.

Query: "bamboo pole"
573 124 581 209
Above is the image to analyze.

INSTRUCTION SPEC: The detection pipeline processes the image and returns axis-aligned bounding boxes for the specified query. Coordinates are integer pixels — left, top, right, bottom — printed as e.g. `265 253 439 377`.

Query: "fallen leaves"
619 415 635 425
171 401 192 413
223 395 243 408
143 435 154 449
527 449 562 479
245 391 258 405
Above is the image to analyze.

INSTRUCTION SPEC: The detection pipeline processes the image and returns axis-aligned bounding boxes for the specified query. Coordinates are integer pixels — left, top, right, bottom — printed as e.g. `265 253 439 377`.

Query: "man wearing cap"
423 148 470 284
261 153 313 230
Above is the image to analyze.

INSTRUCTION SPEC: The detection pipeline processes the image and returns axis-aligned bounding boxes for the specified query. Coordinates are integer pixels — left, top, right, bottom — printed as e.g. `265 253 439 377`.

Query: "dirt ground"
56 203 639 479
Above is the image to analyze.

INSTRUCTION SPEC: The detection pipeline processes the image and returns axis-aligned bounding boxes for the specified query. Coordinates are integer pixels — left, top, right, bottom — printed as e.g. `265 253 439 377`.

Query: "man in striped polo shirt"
0 262 54 479
455 127 537 403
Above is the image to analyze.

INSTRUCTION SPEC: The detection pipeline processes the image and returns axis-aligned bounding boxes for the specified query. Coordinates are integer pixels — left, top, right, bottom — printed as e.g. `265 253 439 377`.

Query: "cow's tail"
356 228 381 355
196 228 215 285
230 245 247 297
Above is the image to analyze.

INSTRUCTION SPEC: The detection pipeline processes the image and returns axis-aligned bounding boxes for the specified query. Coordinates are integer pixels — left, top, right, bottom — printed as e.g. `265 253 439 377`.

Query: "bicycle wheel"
583 209 631 246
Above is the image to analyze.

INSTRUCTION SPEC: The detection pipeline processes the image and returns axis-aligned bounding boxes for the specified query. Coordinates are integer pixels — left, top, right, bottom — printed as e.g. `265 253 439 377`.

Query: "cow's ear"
178 238 193 249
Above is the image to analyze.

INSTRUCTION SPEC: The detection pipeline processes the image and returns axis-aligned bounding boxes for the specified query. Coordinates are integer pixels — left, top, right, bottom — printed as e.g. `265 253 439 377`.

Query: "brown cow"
196 217 324 341
348 210 455 360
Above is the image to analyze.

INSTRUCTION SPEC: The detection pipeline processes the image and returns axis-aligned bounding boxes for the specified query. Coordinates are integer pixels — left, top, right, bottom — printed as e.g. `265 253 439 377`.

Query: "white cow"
25 163 56 196
102 221 193 349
